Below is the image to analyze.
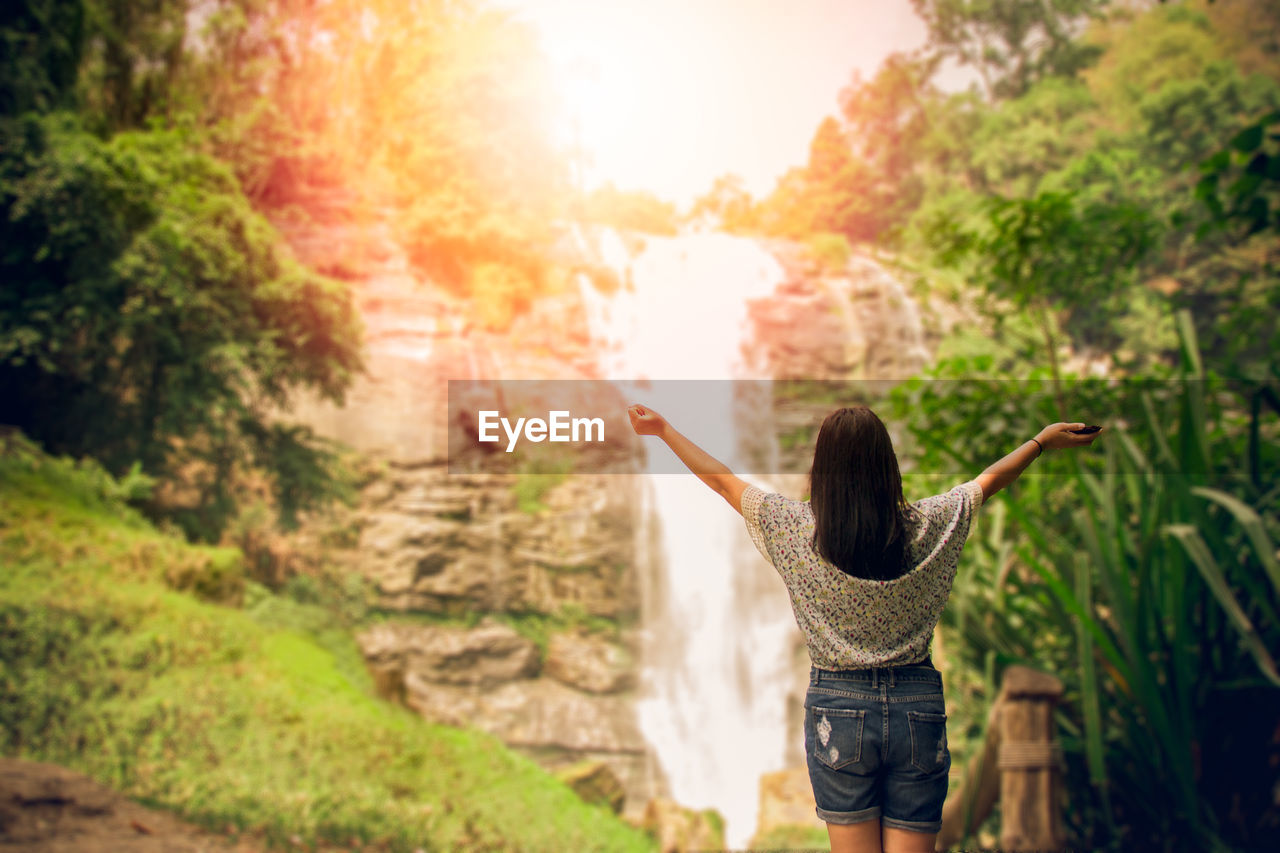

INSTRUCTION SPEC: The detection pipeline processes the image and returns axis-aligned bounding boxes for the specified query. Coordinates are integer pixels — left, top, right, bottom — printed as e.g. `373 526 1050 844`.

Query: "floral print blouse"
742 480 984 669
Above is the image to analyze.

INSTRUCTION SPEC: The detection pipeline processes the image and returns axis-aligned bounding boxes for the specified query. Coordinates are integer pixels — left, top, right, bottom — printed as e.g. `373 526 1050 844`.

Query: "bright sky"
498 0 967 207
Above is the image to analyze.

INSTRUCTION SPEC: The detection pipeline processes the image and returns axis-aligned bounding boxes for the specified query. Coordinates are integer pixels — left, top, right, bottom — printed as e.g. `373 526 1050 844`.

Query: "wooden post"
936 666 1066 852
996 666 1065 851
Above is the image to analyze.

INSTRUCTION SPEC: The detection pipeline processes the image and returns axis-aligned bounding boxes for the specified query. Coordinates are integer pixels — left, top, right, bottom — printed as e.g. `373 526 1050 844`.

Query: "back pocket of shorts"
908 710 949 774
807 706 865 771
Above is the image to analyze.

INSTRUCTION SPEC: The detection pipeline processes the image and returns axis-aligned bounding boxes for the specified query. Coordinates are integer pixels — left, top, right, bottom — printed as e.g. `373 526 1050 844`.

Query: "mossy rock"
557 760 625 813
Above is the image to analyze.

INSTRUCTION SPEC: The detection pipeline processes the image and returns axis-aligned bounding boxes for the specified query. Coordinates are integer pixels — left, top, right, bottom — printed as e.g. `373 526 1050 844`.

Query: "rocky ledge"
336 464 651 817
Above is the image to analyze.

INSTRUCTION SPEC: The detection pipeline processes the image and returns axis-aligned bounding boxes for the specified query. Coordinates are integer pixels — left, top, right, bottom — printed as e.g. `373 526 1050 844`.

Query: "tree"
934 190 1157 407
0 0 86 116
910 0 1110 99
186 0 568 286
803 115 867 238
1192 108 1280 476
688 174 757 233
76 0 189 133
836 51 940 238
0 114 362 537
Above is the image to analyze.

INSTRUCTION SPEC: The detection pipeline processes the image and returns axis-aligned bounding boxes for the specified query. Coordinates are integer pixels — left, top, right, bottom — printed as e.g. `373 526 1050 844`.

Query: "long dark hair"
809 406 909 581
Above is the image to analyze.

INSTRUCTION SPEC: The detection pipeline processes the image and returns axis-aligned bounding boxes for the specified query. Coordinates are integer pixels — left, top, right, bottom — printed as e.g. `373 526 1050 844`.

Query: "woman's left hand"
627 404 667 437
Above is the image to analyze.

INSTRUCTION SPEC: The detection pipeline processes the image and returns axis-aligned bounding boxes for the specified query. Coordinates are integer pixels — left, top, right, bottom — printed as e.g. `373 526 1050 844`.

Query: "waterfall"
578 228 800 847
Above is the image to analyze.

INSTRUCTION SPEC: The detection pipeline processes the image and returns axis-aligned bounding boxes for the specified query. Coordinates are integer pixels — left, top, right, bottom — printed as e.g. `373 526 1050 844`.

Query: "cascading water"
578 228 800 847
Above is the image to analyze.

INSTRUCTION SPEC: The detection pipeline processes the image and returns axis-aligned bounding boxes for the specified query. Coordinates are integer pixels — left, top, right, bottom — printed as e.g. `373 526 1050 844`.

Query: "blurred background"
1 1 1277 851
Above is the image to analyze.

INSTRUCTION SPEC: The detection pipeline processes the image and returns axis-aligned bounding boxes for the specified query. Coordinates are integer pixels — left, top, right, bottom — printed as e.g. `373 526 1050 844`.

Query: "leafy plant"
0 114 362 538
805 232 853 272
892 312 1280 851
929 189 1159 406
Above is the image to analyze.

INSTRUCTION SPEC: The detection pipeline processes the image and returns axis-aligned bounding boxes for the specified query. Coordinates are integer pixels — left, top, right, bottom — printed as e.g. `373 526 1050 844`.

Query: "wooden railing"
936 665 1066 852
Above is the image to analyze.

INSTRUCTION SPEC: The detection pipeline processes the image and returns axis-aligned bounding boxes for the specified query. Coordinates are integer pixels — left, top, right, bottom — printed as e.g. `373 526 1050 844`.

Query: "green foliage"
965 77 1097 196
910 0 1110 99
805 232 852 272
0 429 149 520
0 113 361 538
753 166 817 239
800 116 866 239
755 81 937 245
1085 2 1223 127
688 173 758 232
908 2 1279 371
0 437 653 852
832 51 938 238
930 189 1159 380
889 314 1280 850
6 0 574 373
1180 108 1280 493
76 0 189 133
0 0 85 116
243 578 375 694
190 0 568 297
966 191 1156 313
243 422 358 532
1196 108 1280 238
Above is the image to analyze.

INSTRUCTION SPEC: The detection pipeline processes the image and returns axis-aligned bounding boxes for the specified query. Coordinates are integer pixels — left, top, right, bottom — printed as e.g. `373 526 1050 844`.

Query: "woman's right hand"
627 404 668 437
1036 422 1104 451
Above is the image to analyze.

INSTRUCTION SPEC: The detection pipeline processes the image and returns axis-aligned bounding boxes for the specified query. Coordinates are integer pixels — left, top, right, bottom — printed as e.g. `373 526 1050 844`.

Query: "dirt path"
0 758 259 852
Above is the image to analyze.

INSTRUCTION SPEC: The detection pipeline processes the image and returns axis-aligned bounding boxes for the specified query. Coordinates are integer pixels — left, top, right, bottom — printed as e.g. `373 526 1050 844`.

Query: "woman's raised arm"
628 405 750 515
974 422 1103 502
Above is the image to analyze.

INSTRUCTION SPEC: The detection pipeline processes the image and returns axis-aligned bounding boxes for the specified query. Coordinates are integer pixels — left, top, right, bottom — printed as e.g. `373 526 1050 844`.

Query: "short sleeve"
909 479 984 555
741 485 772 563
961 479 984 528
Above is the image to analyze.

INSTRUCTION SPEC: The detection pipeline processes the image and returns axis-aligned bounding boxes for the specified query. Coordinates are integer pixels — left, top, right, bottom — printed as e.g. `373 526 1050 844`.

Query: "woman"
627 403 1101 853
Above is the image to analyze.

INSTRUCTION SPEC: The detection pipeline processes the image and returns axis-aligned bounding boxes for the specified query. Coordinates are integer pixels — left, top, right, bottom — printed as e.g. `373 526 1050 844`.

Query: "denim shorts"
803 662 951 832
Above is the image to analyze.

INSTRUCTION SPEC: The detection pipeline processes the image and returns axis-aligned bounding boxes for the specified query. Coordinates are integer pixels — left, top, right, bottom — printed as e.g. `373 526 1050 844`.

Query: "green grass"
749 823 829 850
0 434 654 852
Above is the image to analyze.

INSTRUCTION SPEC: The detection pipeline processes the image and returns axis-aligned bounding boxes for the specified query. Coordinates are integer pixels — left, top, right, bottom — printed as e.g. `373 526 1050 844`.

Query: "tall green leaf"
1165 524 1280 687
1190 486 1280 597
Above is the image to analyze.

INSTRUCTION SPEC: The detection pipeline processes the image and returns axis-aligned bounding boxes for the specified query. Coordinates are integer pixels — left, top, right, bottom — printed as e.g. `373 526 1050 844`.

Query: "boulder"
507 559 631 619
640 798 725 853
746 244 929 383
545 631 633 694
556 760 626 813
357 620 539 686
401 676 645 754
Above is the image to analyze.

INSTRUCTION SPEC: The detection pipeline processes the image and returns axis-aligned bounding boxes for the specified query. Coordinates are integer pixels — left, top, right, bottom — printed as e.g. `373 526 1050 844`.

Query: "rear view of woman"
627 404 1101 853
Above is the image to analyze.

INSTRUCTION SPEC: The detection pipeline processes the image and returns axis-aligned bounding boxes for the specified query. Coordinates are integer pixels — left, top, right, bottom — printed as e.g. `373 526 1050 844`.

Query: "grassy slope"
0 440 653 852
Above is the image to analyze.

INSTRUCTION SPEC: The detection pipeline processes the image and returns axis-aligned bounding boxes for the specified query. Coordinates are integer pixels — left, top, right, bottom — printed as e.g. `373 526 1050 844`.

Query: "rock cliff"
748 241 930 382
